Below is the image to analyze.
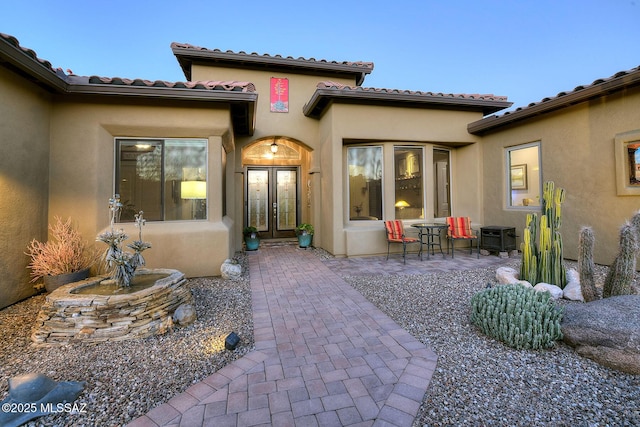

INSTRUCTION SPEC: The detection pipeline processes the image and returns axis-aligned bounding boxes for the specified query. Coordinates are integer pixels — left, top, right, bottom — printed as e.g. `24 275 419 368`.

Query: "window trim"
115 137 208 222
614 129 640 196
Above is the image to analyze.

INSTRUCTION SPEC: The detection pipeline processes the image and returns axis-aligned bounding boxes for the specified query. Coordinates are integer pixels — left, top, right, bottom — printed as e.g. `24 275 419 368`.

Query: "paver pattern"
128 245 440 426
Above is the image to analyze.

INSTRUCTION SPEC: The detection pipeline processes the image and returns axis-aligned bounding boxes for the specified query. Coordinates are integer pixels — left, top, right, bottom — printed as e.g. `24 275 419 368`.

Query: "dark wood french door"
246 167 299 238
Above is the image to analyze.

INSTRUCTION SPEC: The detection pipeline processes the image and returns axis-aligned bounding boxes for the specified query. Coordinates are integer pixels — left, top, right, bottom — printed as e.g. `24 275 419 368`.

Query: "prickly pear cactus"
470 284 564 350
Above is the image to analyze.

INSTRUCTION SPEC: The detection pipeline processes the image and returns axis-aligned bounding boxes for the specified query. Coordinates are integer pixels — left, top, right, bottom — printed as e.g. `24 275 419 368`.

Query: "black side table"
480 226 517 253
411 224 448 260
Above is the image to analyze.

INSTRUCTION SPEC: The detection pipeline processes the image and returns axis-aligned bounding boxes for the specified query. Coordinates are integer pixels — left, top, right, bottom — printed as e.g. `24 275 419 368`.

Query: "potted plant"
243 226 260 251
25 216 98 292
295 223 314 248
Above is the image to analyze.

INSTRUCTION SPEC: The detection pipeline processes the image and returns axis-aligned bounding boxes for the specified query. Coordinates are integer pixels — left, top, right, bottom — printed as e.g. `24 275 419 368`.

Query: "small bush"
470 284 564 350
26 216 98 282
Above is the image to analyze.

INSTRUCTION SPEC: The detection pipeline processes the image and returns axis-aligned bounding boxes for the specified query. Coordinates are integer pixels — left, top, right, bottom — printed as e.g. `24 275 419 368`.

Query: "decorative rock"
514 280 533 289
221 259 242 280
562 295 640 374
562 268 584 302
496 267 519 284
498 251 509 258
173 303 196 326
533 282 563 299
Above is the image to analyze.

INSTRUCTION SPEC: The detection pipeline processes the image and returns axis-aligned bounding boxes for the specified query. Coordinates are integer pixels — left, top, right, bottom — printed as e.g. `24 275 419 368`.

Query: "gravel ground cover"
344 259 640 427
1 249 638 426
0 257 254 427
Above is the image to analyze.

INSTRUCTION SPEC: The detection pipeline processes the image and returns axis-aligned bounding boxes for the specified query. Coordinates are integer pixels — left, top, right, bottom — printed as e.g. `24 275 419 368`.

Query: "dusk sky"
2 0 639 112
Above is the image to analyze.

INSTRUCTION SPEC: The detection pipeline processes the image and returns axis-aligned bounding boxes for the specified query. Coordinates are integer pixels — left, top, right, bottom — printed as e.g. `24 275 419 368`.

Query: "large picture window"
115 138 207 221
506 142 541 208
348 146 382 220
394 147 424 219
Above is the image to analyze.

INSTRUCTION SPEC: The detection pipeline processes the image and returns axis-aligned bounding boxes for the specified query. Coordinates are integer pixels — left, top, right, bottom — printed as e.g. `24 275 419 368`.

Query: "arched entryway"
242 136 311 239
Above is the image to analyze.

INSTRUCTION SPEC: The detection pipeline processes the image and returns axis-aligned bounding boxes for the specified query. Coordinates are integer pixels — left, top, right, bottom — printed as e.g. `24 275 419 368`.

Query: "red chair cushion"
446 217 477 239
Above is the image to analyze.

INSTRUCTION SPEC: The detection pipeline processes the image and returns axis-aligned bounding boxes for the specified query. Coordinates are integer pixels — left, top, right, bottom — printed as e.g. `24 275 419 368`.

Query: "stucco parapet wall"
171 42 374 85
469 64 640 135
304 81 512 118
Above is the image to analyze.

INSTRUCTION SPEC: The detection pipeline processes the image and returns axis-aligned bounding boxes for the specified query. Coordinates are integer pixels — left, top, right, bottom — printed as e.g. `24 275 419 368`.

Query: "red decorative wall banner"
270 77 289 112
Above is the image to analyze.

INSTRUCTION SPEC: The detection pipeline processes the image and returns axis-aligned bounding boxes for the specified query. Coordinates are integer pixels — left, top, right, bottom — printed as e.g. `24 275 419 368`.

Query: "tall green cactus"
578 226 598 302
603 222 638 298
519 181 567 288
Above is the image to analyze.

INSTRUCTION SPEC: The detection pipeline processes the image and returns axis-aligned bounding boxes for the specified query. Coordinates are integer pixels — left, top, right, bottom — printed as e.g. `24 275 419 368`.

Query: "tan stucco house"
1 32 639 309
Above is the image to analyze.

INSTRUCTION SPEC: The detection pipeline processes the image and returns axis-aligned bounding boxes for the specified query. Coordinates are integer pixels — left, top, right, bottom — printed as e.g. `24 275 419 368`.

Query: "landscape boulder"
561 295 640 374
562 268 584 302
221 259 242 280
533 282 563 299
173 304 196 326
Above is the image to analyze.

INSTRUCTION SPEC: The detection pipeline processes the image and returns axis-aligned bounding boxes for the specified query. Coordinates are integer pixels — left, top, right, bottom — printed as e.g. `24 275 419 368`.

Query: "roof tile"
84 76 256 92
171 42 374 71
316 81 508 102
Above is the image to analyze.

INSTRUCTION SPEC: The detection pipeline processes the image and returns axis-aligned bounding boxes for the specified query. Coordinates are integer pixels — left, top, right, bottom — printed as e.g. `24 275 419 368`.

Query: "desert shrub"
26 216 97 282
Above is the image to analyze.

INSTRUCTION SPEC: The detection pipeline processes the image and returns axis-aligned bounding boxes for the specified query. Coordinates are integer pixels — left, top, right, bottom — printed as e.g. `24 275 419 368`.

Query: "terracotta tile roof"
0 33 257 135
171 43 373 85
469 65 640 134
304 81 512 118
0 33 257 95
81 76 256 92
0 33 59 74
316 81 509 102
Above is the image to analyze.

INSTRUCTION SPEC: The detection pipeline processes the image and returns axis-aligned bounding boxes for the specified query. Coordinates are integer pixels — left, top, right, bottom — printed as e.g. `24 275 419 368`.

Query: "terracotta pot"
43 268 90 293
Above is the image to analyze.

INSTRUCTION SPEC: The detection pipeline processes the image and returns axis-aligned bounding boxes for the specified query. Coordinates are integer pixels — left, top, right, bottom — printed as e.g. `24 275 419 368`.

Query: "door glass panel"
247 170 269 232
276 170 297 231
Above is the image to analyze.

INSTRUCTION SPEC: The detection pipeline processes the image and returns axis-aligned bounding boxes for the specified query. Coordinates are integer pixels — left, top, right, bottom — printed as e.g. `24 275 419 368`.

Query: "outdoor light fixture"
225 332 240 350
270 141 278 154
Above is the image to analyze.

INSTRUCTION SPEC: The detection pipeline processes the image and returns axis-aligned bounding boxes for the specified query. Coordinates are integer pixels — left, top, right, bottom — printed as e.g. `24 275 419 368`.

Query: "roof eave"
468 69 640 135
67 84 257 136
303 88 512 118
0 34 67 92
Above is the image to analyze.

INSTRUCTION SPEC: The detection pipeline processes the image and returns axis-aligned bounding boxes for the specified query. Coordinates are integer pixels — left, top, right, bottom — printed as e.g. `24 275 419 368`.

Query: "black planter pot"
43 268 90 293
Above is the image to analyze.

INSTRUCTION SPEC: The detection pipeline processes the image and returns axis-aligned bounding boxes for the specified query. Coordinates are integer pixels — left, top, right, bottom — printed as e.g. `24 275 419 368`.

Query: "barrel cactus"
470 284 564 350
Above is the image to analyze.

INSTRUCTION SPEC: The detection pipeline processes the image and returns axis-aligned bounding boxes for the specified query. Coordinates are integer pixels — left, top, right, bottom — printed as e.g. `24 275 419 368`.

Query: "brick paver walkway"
128 245 438 426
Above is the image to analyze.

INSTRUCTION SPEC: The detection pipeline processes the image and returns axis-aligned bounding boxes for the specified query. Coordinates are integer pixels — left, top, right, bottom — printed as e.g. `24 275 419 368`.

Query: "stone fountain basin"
31 269 193 346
